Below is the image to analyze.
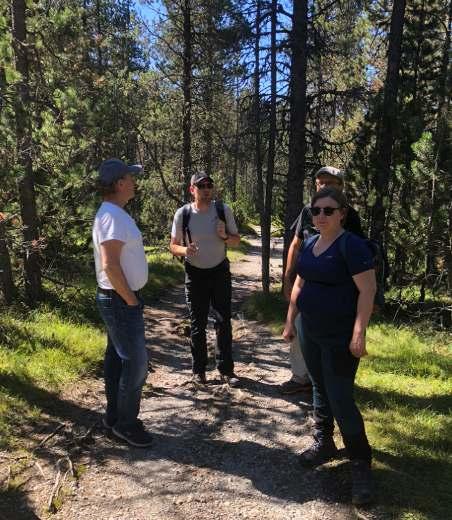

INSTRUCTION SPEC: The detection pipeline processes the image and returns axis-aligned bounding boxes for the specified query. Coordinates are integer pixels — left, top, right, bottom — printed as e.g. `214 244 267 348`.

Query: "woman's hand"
282 322 296 342
349 331 368 358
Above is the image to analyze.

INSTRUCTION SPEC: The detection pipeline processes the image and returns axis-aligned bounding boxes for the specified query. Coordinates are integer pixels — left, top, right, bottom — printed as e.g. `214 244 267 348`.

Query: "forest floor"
0 236 383 520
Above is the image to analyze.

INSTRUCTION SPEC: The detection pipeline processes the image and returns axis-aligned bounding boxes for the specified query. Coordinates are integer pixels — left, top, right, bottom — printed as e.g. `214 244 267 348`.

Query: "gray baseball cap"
315 166 344 182
98 158 142 184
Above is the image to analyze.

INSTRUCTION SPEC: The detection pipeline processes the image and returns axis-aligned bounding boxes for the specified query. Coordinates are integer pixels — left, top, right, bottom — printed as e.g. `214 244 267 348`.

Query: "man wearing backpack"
280 166 365 395
170 172 241 386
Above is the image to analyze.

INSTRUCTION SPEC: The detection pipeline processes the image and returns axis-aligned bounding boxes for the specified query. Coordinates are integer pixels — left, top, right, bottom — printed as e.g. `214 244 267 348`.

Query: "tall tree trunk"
11 0 42 304
232 75 240 202
283 0 308 281
254 0 264 224
182 0 192 199
437 0 452 295
370 0 406 243
260 0 277 293
0 216 15 304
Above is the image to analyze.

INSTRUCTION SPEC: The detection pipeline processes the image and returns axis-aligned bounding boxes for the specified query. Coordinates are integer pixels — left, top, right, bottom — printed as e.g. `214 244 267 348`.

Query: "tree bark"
11 0 42 304
260 0 278 294
370 0 406 243
437 0 452 295
254 0 264 227
283 0 308 280
182 0 193 199
0 216 15 304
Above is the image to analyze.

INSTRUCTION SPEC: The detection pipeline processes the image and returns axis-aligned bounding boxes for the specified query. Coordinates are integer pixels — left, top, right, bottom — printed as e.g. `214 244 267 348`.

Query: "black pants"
185 259 233 375
299 317 372 464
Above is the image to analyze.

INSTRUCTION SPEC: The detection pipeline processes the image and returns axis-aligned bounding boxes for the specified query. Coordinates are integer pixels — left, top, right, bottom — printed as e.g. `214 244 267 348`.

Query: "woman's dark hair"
311 187 348 208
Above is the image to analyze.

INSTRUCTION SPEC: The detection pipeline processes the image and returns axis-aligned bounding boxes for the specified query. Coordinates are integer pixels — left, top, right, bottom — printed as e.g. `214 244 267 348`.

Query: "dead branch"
34 423 65 451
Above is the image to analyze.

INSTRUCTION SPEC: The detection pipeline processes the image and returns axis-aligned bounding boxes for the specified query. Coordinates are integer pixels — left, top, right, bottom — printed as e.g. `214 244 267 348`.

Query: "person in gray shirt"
170 172 240 386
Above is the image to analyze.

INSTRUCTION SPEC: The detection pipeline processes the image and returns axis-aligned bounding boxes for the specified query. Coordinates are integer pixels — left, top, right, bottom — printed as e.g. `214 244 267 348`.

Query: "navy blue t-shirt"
296 232 374 334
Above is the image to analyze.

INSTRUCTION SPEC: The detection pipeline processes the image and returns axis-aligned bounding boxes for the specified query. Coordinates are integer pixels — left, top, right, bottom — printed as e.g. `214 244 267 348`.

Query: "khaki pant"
290 314 309 383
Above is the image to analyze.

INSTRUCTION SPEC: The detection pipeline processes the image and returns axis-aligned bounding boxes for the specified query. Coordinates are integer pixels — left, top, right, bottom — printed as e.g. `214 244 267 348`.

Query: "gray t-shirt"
171 201 238 269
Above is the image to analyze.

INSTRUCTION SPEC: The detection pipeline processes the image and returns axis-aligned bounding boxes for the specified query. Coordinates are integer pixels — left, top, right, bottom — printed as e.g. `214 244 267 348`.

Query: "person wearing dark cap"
280 166 365 395
93 158 152 447
170 172 241 386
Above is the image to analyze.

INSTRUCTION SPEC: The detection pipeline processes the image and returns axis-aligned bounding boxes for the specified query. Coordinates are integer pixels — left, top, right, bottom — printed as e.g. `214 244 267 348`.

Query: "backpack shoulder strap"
214 199 227 233
182 203 192 246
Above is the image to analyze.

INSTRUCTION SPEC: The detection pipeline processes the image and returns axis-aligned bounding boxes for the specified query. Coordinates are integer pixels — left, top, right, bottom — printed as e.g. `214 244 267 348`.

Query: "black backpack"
338 231 389 312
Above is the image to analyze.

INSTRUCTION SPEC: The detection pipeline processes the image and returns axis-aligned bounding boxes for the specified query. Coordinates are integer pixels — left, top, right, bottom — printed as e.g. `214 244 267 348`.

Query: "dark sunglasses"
196 182 213 189
311 206 341 216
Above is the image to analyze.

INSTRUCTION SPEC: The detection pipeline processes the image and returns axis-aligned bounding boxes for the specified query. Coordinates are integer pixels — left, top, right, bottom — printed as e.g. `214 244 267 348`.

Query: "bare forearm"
224 234 240 247
284 241 299 282
353 290 375 335
104 264 138 305
170 242 187 257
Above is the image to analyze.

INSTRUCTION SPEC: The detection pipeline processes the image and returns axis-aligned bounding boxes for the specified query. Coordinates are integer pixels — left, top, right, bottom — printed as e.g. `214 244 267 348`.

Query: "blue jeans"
299 316 371 463
96 289 148 429
185 259 233 375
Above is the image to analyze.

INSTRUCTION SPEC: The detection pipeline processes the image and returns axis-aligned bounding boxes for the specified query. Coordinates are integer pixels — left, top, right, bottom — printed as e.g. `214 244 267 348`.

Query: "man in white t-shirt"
170 172 241 386
93 158 152 448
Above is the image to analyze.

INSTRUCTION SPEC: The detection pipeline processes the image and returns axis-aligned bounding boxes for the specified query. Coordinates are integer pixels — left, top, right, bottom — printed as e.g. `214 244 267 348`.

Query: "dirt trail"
1 237 368 520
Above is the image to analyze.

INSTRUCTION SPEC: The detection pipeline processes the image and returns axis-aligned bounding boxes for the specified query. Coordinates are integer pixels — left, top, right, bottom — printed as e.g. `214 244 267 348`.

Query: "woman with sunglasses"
283 187 376 505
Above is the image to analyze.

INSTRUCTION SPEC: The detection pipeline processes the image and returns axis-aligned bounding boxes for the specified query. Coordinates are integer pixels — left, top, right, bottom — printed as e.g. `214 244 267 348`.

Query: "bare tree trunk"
283 0 308 281
11 0 42 305
260 0 277 294
437 0 452 295
254 0 264 223
0 216 15 304
232 76 240 202
370 0 406 243
182 0 193 199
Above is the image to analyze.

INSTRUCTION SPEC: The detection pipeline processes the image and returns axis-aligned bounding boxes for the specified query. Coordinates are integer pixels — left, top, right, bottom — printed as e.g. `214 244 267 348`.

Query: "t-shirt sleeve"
345 234 375 276
97 211 127 244
224 205 239 235
171 208 184 242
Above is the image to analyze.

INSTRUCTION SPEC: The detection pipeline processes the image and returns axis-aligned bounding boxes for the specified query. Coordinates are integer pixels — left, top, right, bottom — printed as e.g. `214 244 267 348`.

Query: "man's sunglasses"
311 206 341 216
196 182 213 189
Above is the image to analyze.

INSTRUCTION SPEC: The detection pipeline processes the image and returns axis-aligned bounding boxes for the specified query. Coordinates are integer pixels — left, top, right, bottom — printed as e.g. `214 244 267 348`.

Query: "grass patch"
243 289 452 520
242 286 286 334
0 250 184 450
227 238 251 263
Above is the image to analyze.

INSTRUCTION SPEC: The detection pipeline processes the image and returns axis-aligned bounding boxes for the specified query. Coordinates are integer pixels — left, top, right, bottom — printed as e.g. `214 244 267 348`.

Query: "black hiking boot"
351 460 373 505
299 436 338 467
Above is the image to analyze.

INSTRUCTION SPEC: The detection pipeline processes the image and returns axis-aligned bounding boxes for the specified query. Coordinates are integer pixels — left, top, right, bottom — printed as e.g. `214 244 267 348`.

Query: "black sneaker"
299 436 337 467
112 420 153 448
351 460 373 505
279 378 312 394
192 373 207 385
221 373 241 387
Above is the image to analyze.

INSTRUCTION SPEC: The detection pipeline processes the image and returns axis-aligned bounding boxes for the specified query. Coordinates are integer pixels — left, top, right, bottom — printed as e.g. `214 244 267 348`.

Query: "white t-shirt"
171 201 238 269
93 202 148 290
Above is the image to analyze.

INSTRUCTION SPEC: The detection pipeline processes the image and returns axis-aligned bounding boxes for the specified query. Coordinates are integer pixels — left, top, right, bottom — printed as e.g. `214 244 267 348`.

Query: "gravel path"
0 237 373 520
